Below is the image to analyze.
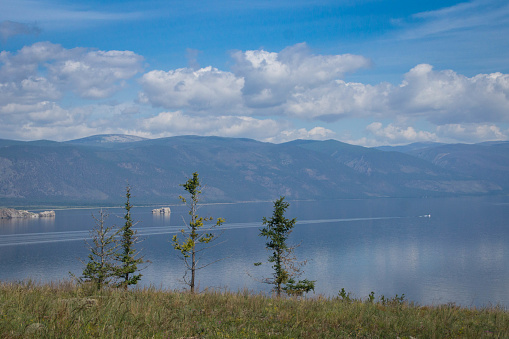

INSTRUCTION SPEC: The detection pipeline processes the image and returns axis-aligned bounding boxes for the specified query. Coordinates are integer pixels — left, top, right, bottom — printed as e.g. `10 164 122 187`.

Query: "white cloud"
2 41 509 145
0 102 87 140
436 123 509 143
266 127 337 143
138 111 337 143
2 123 101 142
139 111 283 139
364 122 438 145
349 121 509 146
0 42 144 133
280 63 509 125
138 43 371 116
281 63 509 125
0 77 61 105
402 0 509 40
0 101 147 141
137 44 509 135
231 43 371 109
138 67 244 114
283 80 391 121
0 42 144 102
48 49 144 99
391 64 509 124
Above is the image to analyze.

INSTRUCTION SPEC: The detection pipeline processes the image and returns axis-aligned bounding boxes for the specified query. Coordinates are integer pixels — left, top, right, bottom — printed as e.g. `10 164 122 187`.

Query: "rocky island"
0 208 55 219
152 207 171 214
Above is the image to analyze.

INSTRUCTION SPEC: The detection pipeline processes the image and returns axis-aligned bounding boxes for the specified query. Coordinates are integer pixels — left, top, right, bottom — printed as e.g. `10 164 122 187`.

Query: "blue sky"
1 0 508 145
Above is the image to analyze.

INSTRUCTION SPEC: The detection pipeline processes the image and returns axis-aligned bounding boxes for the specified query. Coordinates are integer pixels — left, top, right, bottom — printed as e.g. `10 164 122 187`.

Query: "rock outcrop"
38 210 56 218
0 208 55 219
152 207 171 214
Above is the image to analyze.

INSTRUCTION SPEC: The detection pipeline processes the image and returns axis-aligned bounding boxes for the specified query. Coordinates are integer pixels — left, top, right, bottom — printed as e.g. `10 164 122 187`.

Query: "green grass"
0 280 507 338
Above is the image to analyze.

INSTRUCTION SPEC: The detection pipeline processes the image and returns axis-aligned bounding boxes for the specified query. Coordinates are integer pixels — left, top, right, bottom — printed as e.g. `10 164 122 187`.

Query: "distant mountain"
407 142 509 190
66 134 148 147
0 135 506 206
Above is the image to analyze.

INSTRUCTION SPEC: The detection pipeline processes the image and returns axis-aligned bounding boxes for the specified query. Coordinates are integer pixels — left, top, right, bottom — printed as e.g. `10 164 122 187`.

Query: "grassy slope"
0 281 507 338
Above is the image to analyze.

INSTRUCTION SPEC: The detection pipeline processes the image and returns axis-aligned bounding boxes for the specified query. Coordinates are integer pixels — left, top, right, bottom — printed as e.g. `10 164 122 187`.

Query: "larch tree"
114 184 145 289
172 172 225 293
256 196 315 296
77 209 119 290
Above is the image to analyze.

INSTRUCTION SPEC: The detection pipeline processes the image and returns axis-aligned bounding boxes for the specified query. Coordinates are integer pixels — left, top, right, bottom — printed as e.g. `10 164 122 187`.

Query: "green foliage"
114 184 144 289
380 293 406 305
338 288 407 306
282 278 315 296
78 210 118 290
257 196 315 296
338 288 353 302
172 172 225 293
367 291 375 303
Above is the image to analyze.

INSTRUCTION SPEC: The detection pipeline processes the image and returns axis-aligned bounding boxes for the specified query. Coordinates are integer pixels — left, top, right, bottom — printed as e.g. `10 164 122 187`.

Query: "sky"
0 0 508 146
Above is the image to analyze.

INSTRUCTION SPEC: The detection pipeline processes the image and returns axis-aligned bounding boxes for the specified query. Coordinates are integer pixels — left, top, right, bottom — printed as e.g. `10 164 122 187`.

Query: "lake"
0 196 508 308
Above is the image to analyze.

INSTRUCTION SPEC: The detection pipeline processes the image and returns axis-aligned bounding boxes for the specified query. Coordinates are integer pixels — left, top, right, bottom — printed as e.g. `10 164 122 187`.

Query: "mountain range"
0 135 507 206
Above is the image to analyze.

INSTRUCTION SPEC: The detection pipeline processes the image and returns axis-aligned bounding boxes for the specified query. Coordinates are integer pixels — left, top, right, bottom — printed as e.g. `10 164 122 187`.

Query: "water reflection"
0 196 507 308
0 216 56 234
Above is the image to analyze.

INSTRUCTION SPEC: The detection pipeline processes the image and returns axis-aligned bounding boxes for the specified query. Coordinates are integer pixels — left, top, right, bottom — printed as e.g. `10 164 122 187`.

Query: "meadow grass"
0 280 507 338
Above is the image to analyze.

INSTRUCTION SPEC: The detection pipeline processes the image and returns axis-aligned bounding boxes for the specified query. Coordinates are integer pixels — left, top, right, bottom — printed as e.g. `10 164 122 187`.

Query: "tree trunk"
191 250 196 293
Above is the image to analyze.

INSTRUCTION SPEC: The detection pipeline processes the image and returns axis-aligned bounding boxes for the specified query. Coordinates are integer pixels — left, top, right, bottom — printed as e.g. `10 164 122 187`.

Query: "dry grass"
0 280 507 338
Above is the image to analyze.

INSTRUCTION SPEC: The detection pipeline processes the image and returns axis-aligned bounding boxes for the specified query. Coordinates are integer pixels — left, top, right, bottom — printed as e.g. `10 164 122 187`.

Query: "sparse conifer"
172 172 225 293
114 184 145 289
256 196 315 296
78 209 118 290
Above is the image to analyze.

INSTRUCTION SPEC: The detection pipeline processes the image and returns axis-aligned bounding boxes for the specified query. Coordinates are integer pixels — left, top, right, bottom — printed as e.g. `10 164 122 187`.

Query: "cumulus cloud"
0 101 148 141
1 123 103 142
266 127 337 143
3 41 509 144
281 63 509 124
436 123 509 143
137 44 509 134
0 77 61 106
283 80 391 121
139 111 282 139
365 122 438 145
0 42 144 102
231 43 371 109
391 64 509 124
137 110 337 143
137 42 371 115
0 42 144 139
0 102 87 141
351 121 509 146
138 67 244 114
48 49 144 99
0 21 40 42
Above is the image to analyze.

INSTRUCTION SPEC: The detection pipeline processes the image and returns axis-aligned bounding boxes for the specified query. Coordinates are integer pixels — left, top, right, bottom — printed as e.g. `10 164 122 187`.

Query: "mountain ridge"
0 135 506 206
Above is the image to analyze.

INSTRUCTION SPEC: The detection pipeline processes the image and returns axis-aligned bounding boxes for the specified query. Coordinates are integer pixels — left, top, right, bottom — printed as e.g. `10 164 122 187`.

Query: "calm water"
0 196 508 308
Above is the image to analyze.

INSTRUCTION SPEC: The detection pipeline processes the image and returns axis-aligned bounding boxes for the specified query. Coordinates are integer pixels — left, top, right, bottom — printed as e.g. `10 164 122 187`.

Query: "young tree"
256 196 315 296
172 172 225 293
77 209 118 290
114 184 144 289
